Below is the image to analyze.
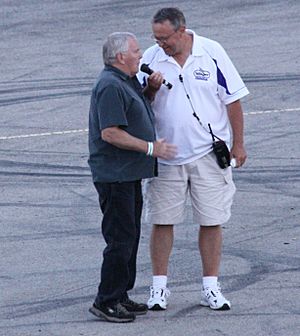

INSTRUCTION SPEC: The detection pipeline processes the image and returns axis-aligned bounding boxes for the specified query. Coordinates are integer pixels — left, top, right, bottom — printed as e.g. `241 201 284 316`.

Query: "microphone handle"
141 64 172 89
162 79 173 90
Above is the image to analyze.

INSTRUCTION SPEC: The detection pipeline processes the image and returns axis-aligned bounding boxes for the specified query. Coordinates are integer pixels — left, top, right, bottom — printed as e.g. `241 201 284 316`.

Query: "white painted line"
0 107 299 141
0 128 88 140
244 107 300 115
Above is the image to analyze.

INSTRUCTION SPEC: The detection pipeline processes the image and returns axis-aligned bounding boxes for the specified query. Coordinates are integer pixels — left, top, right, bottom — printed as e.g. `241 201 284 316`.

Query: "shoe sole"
122 308 148 315
120 304 148 315
89 306 135 323
130 310 148 315
200 300 231 310
148 304 167 311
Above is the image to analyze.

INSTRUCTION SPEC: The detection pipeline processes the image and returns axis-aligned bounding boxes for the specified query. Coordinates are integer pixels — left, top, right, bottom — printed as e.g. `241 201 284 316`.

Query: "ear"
116 52 126 65
178 25 186 34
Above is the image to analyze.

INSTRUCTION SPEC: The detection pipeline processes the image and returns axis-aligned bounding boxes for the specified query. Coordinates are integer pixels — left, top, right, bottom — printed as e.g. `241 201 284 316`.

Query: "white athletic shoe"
200 283 231 310
147 286 170 310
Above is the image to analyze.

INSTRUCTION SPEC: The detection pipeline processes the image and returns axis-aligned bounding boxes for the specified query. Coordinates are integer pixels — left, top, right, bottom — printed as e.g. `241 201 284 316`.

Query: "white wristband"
230 158 237 168
146 142 153 156
149 142 153 156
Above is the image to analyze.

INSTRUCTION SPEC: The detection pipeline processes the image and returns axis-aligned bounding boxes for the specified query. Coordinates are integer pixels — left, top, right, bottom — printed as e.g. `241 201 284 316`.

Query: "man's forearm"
101 126 177 160
102 126 148 153
227 100 244 146
226 100 247 167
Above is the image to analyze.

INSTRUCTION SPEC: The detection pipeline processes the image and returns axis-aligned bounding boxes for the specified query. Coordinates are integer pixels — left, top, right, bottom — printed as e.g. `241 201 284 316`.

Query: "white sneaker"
200 283 231 310
147 286 170 310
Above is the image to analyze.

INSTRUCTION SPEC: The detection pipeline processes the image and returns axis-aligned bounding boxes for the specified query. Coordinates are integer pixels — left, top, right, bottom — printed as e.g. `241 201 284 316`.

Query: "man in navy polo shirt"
88 32 176 323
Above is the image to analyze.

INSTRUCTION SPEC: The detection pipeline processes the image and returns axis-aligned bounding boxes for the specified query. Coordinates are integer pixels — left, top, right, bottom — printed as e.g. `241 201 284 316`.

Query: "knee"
103 239 135 260
153 224 173 234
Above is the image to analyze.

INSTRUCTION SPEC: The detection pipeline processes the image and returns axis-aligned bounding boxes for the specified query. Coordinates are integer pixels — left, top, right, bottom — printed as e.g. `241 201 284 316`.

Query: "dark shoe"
120 298 148 315
89 302 135 323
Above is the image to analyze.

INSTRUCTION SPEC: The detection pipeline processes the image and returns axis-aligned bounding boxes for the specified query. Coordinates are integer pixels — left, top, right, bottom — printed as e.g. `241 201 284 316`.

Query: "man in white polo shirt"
139 7 249 311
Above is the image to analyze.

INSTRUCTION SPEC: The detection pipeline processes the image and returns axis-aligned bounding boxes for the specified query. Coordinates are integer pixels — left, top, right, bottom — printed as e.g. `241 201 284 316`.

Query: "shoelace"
152 287 170 298
162 288 170 297
115 303 130 314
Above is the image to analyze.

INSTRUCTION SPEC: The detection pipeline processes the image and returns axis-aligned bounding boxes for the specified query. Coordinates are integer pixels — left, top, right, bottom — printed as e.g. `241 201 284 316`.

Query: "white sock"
153 275 167 288
202 276 218 289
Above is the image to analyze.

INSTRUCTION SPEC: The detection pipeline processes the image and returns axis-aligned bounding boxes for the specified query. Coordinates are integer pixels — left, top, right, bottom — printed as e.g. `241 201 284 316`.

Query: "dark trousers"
93 180 142 306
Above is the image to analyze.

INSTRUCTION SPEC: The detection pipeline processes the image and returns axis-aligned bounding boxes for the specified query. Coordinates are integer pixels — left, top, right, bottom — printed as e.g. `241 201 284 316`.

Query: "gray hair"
103 32 136 66
152 7 186 30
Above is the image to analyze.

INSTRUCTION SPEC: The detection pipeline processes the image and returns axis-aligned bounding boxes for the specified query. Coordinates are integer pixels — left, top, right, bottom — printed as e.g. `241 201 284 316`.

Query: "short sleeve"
211 43 249 105
96 84 128 130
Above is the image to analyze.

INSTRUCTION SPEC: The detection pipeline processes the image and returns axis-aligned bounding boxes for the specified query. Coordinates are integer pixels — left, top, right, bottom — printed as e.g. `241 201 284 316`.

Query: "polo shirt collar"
188 29 205 57
104 64 130 81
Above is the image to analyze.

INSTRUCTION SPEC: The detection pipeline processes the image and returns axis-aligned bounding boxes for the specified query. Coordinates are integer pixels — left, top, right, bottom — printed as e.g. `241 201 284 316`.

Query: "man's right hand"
147 71 164 92
153 138 177 160
143 71 164 101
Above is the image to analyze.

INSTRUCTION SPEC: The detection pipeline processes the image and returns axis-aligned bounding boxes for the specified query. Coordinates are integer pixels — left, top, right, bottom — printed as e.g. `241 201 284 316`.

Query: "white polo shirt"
138 30 249 165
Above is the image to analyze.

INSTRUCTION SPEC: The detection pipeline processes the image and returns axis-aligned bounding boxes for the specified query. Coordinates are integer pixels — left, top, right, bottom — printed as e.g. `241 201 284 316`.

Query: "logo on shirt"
193 68 210 81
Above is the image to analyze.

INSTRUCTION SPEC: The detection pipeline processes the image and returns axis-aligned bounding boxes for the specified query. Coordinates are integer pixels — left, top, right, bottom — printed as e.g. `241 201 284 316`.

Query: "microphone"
140 63 173 90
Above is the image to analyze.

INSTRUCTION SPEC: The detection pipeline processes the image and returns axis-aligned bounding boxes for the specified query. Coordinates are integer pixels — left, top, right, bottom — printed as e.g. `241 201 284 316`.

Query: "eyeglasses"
151 30 177 45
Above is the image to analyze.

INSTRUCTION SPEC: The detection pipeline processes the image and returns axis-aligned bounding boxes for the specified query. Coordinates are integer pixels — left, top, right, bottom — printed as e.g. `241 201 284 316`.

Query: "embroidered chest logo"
193 68 210 81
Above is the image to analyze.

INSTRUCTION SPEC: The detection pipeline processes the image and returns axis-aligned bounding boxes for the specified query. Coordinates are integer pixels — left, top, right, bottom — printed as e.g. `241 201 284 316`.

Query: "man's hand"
143 71 164 101
147 71 164 91
152 138 177 160
230 144 247 168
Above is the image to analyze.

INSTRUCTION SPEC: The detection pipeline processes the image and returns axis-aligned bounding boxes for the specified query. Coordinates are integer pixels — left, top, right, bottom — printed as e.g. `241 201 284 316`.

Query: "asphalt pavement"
1 1 300 335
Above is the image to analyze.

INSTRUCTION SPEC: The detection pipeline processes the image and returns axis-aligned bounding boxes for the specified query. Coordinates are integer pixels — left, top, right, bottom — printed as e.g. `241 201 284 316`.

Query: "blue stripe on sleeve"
213 59 231 95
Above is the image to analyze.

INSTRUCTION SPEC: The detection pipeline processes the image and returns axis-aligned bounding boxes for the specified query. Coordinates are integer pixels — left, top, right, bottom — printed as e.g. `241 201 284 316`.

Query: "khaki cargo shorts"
143 152 236 226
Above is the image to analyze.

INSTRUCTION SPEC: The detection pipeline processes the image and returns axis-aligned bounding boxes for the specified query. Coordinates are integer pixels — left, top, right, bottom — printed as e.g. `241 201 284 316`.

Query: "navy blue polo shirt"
88 65 156 183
